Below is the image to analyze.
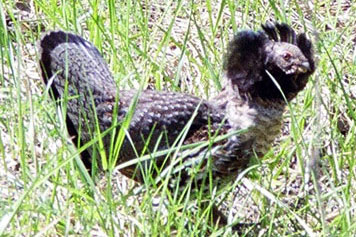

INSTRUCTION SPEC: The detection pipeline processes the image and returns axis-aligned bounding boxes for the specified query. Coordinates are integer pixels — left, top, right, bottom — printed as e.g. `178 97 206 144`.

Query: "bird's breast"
225 99 284 159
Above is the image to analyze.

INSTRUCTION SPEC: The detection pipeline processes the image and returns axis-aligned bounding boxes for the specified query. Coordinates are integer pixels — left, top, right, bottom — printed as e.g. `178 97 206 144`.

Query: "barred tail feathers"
39 31 116 100
38 31 117 170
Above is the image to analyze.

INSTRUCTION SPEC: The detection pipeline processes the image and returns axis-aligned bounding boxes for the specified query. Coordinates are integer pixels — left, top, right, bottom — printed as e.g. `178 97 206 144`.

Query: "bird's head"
224 22 315 102
264 42 310 75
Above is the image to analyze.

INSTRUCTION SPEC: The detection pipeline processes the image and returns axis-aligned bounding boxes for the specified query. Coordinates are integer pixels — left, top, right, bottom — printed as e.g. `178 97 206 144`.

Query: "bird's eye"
283 52 292 61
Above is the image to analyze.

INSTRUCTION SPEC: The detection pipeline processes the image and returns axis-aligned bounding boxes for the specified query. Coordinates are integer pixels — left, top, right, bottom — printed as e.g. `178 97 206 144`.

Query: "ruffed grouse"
39 23 315 188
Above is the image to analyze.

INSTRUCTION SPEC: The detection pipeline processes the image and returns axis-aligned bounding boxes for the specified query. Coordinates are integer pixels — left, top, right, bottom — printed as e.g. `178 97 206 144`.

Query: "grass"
0 0 355 236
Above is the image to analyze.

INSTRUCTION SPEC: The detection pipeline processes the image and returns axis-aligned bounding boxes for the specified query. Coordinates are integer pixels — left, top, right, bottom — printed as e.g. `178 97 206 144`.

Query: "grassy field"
0 0 355 236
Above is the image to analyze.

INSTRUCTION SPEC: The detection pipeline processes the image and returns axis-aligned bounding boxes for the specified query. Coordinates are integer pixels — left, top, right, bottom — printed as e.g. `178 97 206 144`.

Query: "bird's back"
39 31 224 180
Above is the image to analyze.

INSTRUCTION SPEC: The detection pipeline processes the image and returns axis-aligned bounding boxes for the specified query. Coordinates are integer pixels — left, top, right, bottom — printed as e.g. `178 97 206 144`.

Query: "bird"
38 22 315 189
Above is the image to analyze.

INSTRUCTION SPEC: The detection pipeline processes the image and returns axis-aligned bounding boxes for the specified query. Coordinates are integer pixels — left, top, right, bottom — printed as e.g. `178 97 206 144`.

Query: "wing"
111 90 224 178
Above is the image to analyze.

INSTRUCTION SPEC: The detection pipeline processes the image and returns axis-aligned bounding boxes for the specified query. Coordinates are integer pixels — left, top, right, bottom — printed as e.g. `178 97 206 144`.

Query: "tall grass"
0 0 355 236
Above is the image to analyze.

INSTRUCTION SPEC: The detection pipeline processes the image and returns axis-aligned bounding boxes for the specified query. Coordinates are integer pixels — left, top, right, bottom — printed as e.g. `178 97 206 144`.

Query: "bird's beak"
297 61 310 73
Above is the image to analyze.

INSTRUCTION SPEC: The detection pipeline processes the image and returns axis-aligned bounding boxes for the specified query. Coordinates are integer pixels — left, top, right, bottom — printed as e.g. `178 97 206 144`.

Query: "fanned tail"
38 31 117 170
39 31 116 100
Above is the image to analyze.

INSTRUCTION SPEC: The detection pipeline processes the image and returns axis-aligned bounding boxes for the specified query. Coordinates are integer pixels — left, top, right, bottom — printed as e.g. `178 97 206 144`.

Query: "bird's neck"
213 79 286 156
